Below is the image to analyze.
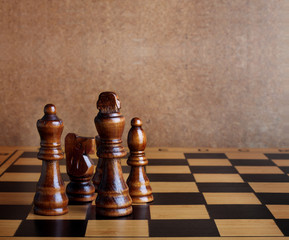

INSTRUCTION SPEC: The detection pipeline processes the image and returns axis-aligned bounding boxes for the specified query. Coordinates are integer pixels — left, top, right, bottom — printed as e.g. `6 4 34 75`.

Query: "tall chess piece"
126 118 153 203
33 104 68 215
94 92 132 217
65 133 96 202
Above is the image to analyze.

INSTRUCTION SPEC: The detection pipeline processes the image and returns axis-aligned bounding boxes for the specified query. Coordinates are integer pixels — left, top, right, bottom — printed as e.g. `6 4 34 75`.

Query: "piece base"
67 193 96 203
33 206 69 216
95 205 133 217
131 194 154 203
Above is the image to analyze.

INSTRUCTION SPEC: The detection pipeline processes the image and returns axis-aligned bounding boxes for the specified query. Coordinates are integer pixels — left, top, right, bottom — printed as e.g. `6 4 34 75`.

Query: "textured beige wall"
0 0 288 148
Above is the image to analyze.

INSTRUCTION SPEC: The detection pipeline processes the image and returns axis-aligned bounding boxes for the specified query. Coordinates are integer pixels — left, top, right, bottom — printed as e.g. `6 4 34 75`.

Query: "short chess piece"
65 133 96 202
126 117 153 203
33 104 69 215
94 92 132 217
92 136 103 192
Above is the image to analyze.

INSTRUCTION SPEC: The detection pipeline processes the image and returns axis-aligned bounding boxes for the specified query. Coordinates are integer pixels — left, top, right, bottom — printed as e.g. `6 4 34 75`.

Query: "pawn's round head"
44 104 56 115
131 117 142 127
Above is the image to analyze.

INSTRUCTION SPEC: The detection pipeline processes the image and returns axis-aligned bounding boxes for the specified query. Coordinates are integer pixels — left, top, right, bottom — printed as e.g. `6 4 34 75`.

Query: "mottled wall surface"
0 0 288 147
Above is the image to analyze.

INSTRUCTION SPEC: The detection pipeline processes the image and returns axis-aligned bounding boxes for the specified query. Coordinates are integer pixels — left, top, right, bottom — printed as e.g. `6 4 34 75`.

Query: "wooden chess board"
1 146 289 239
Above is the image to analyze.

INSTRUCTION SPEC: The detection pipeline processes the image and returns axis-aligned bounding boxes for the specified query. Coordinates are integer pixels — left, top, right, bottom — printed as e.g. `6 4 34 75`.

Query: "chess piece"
33 104 68 215
126 118 153 203
92 136 103 192
65 133 96 202
94 92 132 217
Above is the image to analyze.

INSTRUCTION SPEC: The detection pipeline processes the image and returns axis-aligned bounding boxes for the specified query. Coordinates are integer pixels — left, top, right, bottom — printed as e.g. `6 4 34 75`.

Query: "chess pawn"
33 104 68 215
126 118 153 203
94 92 132 217
65 133 96 202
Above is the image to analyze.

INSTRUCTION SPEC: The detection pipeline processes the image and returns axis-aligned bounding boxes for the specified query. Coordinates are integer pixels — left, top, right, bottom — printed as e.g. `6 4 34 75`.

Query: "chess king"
94 92 132 217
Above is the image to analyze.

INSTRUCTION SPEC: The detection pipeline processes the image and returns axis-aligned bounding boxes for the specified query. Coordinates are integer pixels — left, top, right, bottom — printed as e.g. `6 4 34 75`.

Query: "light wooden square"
0 155 10 165
0 220 22 236
0 173 40 182
27 205 89 220
14 158 41 165
215 219 283 236
0 193 34 205
225 153 268 160
121 159 127 166
249 183 289 193
60 165 67 173
123 173 129 181
0 151 24 175
188 159 231 166
150 205 209 219
194 174 244 183
267 205 289 219
273 160 289 166
150 182 199 192
146 166 191 174
85 220 148 237
145 151 185 159
235 166 283 174
204 193 261 204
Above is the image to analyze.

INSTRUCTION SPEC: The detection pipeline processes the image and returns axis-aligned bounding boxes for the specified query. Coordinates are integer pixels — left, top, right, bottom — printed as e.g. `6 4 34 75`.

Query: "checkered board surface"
1 147 289 239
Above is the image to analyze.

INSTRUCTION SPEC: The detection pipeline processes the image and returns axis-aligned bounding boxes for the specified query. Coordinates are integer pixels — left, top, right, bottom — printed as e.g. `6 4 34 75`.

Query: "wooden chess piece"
92 136 103 192
33 104 69 215
126 117 153 203
94 92 132 217
65 133 96 202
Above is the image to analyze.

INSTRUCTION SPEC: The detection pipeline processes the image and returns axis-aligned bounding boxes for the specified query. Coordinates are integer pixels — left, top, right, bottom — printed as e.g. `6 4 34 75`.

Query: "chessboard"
1 146 289 239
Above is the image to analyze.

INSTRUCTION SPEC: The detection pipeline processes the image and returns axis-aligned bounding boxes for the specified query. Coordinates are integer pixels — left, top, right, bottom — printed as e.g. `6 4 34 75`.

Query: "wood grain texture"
0 173 40 182
150 182 199 192
273 160 289 166
235 166 283 174
27 205 89 220
203 193 261 205
0 151 23 175
266 205 289 219
86 220 149 237
0 220 22 236
249 183 289 193
0 193 34 205
94 92 132 217
126 117 153 203
215 219 283 237
150 205 210 219
146 166 191 174
0 1 288 148
225 153 268 159
33 104 68 216
14 158 41 165
65 133 96 202
194 174 244 183
188 159 232 166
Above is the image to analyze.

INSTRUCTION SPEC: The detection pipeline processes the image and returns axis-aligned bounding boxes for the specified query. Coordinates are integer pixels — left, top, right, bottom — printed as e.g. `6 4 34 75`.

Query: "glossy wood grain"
33 104 68 216
126 117 153 203
94 92 132 217
203 193 261 205
194 174 244 183
65 133 96 202
215 219 283 236
86 220 148 237
150 205 210 219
